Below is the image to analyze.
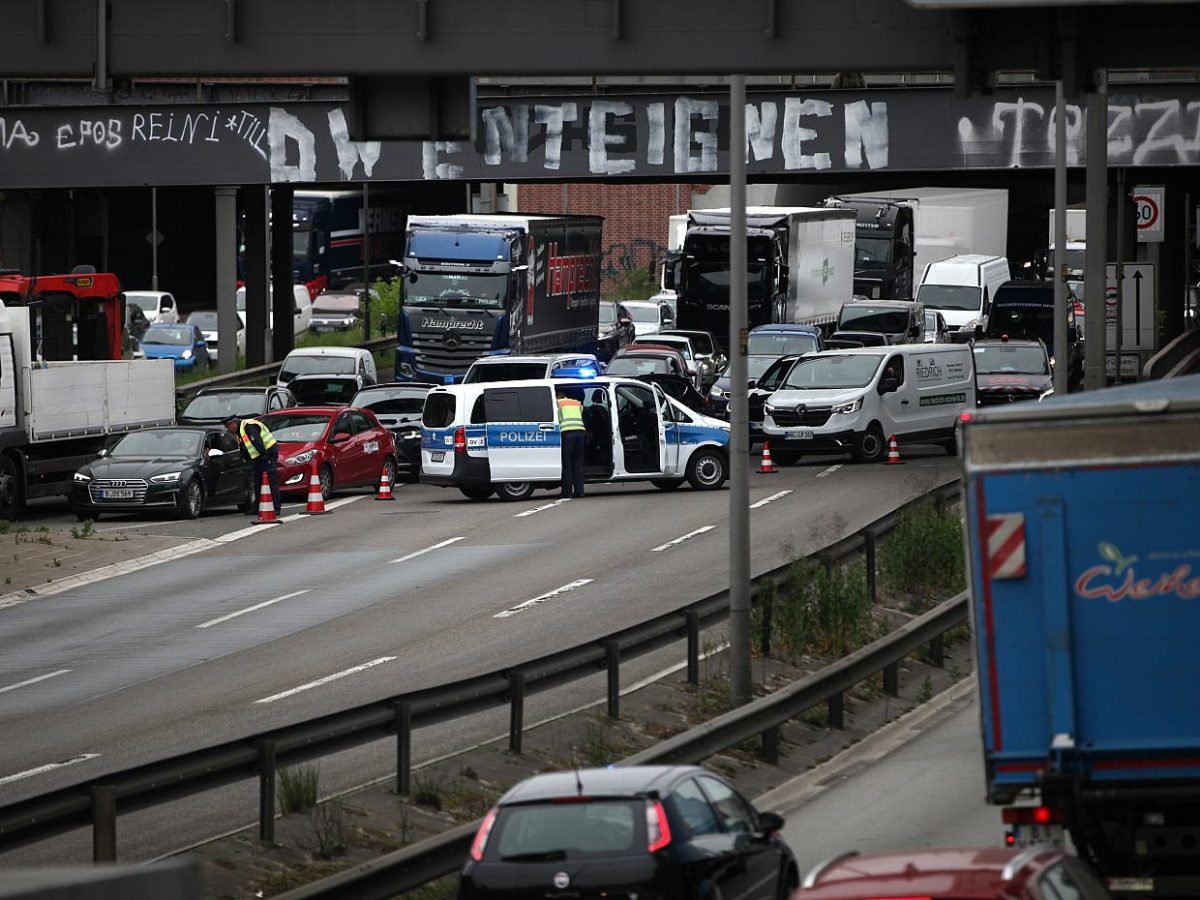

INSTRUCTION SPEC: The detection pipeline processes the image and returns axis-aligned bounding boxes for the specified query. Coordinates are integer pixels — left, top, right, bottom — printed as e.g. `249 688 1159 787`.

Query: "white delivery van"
235 284 314 339
915 255 1010 333
762 344 975 464
420 376 730 501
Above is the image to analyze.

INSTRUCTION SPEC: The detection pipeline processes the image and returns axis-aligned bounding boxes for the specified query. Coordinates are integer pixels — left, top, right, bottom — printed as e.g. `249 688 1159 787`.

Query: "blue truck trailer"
962 375 1200 896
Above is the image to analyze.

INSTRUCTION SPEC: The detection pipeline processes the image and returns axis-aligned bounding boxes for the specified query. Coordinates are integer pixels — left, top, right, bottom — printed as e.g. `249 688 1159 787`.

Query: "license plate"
1012 823 1065 849
430 451 446 463
786 430 814 440
100 489 135 499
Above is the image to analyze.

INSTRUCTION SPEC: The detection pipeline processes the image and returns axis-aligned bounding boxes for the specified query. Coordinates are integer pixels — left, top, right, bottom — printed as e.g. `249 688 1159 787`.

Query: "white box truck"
648 213 689 313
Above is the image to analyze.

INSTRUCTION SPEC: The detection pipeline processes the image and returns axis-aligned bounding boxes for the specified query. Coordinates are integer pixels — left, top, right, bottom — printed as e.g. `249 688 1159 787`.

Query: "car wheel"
459 487 494 501
687 449 727 490
496 481 536 501
777 864 799 900
651 478 684 491
178 478 204 520
319 464 334 500
236 478 256 513
851 424 886 464
0 455 23 521
770 449 800 466
381 456 398 490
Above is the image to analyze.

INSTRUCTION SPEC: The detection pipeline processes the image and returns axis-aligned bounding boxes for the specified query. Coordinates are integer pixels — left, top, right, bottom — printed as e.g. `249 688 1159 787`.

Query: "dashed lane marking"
0 753 101 787
514 498 571 518
195 590 311 629
749 490 793 509
816 464 844 478
254 657 398 704
650 526 715 553
0 669 72 696
494 579 594 619
389 536 466 565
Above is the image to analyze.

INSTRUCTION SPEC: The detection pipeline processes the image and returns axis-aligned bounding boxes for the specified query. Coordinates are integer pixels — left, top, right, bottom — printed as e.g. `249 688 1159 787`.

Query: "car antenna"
574 766 584 796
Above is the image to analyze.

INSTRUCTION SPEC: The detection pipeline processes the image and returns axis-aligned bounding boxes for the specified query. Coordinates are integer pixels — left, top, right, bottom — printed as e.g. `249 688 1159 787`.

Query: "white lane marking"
389 536 466 565
0 669 72 695
0 753 101 787
217 496 365 537
494 579 594 619
254 656 397 704
749 489 793 509
816 464 843 478
514 498 571 518
650 526 715 553
195 590 310 629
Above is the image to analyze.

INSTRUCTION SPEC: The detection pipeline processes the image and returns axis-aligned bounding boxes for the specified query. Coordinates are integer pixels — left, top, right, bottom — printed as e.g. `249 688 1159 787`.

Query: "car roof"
355 381 436 391
138 425 214 433
751 323 820 334
974 339 1045 349
620 300 664 308
284 346 366 358
265 406 338 417
499 766 701 804
799 847 1064 899
472 354 596 365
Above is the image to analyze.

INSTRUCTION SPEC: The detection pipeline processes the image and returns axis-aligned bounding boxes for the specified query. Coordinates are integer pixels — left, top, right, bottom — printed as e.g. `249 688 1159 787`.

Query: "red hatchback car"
262 407 398 500
793 847 1111 900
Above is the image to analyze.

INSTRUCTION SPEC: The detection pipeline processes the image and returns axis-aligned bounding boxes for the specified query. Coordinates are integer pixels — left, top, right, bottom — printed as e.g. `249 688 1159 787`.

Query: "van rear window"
490 800 640 861
484 387 554 423
422 393 457 428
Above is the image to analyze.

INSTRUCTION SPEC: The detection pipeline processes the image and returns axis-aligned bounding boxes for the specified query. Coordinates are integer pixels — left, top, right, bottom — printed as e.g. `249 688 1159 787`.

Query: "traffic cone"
254 472 279 524
375 467 395 501
758 441 778 474
304 461 329 515
884 434 904 465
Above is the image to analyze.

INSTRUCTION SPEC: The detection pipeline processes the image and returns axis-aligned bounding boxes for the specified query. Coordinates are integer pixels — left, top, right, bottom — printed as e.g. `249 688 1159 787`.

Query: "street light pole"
1053 80 1069 397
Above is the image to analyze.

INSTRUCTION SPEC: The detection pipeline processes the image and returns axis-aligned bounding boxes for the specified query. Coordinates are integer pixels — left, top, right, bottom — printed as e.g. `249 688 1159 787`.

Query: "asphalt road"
0 448 957 863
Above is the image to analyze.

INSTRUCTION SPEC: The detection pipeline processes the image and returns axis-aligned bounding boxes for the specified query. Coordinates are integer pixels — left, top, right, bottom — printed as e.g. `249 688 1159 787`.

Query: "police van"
420 376 730 500
762 344 975 464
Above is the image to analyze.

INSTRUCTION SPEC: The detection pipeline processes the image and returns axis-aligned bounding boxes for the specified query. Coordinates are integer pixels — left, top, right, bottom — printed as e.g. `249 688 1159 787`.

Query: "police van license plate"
430 451 445 463
786 430 814 440
100 489 135 499
1012 823 1065 849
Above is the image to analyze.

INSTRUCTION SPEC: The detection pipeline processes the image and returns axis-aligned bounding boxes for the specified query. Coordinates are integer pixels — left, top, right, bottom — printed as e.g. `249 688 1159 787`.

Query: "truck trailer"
962 376 1200 896
395 214 603 383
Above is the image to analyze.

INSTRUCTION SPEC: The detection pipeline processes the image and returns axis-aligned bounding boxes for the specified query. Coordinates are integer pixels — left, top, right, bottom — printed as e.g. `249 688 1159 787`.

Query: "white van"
235 284 314 339
915 255 1010 333
462 354 601 384
762 344 975 464
420 376 730 501
278 346 378 387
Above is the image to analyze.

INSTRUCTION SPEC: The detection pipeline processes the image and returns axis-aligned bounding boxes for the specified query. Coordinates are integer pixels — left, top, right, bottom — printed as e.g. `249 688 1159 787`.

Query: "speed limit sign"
1135 185 1164 243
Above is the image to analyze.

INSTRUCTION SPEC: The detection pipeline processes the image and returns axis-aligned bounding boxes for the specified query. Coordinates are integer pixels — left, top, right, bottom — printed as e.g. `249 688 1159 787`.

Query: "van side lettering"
919 392 966 407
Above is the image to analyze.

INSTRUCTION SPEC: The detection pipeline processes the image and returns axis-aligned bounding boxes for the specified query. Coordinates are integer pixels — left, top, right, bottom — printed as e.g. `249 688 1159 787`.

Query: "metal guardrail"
0 481 959 865
1143 327 1200 380
173 336 397 400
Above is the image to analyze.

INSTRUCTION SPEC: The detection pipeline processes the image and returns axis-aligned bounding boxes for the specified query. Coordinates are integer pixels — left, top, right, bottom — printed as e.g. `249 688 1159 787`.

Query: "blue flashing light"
443 374 457 384
552 366 598 380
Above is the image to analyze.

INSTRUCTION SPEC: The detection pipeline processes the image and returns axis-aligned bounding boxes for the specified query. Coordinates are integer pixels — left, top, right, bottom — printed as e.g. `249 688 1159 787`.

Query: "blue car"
138 323 210 373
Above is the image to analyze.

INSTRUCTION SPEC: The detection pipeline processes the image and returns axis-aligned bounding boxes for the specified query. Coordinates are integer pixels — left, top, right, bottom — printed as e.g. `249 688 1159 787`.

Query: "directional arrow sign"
1105 263 1156 352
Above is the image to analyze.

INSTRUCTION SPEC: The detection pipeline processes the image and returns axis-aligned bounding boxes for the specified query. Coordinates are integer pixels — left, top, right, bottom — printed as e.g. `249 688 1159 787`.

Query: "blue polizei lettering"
499 430 547 444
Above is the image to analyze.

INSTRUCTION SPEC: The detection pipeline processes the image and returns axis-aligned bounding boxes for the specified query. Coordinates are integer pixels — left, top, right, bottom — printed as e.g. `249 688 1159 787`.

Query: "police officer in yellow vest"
556 386 587 499
225 416 281 516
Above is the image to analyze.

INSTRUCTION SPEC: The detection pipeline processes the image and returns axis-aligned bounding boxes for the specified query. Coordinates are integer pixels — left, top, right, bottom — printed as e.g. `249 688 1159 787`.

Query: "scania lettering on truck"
961 376 1200 897
666 207 856 347
0 301 176 519
395 214 603 384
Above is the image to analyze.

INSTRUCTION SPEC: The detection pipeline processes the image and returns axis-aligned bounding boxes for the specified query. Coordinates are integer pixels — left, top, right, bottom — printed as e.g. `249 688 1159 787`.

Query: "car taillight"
454 426 466 453
646 799 671 853
1002 805 1062 825
470 808 498 862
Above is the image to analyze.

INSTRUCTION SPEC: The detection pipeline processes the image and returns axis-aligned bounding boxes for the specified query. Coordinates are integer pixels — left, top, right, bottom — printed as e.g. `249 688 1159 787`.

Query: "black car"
637 373 709 413
178 386 296 425
973 338 1054 406
707 354 784 420
985 282 1083 388
70 427 254 521
461 766 797 900
598 300 637 362
288 373 370 407
349 382 436 481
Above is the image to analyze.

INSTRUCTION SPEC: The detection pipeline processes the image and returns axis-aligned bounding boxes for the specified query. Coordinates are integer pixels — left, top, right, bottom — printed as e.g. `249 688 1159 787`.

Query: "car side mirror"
331 431 351 443
747 379 757 389
758 812 785 836
207 448 224 457
1049 357 1057 370
880 377 899 394
97 448 109 458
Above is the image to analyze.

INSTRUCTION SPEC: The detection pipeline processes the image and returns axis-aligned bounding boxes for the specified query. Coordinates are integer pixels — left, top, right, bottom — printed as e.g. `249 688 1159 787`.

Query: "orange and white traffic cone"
884 434 904 465
758 441 778 474
304 461 329 515
375 467 395 501
255 472 279 523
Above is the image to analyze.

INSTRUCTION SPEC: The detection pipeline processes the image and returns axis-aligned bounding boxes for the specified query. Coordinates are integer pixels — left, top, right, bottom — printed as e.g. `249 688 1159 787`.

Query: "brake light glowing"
959 411 973 424
454 426 466 453
646 799 672 853
1002 805 1062 825
470 808 498 862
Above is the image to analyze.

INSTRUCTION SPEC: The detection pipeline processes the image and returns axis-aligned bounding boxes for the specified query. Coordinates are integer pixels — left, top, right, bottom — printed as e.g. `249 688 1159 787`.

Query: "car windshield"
354 389 428 415
855 235 893 267
264 414 331 442
187 312 219 331
924 311 939 331
625 305 662 323
110 429 201 458
403 272 506 309
280 355 357 379
673 332 714 354
783 354 883 390
838 307 910 333
289 379 358 406
655 339 693 360
141 325 192 346
987 304 1055 345
607 357 670 376
917 284 983 312
747 356 776 380
598 303 617 325
182 392 266 419
975 345 1050 375
492 801 639 861
747 332 818 356
463 362 548 383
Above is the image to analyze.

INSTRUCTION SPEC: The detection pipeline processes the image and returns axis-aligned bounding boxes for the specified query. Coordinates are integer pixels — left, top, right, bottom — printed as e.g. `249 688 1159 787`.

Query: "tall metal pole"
1114 168 1127 384
362 181 372 340
150 187 159 292
728 75 752 709
1052 81 1069 397
1083 72 1108 391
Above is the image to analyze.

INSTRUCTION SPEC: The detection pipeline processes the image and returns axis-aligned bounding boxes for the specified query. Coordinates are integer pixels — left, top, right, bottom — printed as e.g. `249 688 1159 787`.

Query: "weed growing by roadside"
576 715 613 768
278 764 320 815
301 799 349 859
51 558 61 568
880 501 965 597
71 519 95 539
768 558 874 659
411 768 446 811
918 676 934 704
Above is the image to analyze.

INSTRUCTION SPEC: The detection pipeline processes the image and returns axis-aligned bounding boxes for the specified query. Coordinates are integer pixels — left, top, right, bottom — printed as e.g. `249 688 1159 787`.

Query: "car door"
667 777 746 899
328 410 367 485
220 430 251 499
482 385 560 481
350 410 387 485
199 432 230 499
653 384 682 475
878 353 908 436
696 775 783 900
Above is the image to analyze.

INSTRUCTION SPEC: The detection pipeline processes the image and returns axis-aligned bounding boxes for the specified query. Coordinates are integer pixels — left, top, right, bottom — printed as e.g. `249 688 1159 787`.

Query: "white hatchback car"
124 290 180 325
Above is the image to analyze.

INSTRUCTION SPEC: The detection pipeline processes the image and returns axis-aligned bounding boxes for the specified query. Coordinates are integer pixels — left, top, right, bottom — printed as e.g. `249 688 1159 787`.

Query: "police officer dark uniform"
226 416 281 515
556 386 587 499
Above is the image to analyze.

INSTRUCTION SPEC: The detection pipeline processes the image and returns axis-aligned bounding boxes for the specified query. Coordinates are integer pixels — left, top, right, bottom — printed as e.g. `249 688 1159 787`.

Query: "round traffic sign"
1134 194 1159 231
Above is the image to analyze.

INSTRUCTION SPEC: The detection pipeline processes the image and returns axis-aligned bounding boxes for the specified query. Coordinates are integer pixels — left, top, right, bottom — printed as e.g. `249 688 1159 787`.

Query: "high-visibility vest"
557 398 585 433
240 418 278 459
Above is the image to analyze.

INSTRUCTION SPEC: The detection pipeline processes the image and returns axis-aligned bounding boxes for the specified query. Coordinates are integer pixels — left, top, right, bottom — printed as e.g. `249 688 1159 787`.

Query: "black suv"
461 765 797 899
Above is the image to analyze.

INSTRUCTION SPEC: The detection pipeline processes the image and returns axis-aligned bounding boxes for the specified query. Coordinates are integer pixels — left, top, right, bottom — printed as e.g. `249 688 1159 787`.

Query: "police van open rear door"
483 385 561 481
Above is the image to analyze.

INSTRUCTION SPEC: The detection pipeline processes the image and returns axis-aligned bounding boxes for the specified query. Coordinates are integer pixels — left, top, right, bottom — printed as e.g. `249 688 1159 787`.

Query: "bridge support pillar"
215 186 239 375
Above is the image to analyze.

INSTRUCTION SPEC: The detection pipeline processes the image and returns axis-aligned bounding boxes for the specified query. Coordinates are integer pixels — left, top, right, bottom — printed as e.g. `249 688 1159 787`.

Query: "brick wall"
515 182 715 294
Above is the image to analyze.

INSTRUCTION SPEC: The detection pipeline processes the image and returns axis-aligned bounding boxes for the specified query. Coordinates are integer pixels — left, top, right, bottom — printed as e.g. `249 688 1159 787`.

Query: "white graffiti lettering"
0 118 40 150
589 100 636 175
844 100 888 169
481 105 529 165
783 98 832 170
746 102 778 162
532 102 578 172
56 118 123 150
646 102 666 166
674 96 719 173
327 108 381 180
421 141 466 180
267 107 317 182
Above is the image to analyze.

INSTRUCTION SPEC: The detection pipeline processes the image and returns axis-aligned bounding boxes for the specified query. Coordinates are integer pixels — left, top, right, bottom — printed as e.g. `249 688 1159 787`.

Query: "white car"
124 290 179 325
277 346 378 387
185 310 245 363
620 300 674 338
235 284 314 339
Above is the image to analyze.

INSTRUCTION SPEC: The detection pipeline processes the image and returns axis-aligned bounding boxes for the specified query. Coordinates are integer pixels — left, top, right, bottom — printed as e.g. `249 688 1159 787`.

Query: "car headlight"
764 404 778 418
960 320 977 332
285 449 317 465
181 349 193 360
398 362 416 377
73 472 92 484
832 398 863 415
401 430 421 441
709 385 727 399
150 471 182 483
1038 387 1055 401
